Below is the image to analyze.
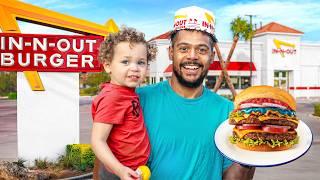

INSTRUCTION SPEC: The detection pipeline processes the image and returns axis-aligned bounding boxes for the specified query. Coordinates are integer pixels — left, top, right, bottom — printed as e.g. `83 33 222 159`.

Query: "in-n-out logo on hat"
173 6 215 36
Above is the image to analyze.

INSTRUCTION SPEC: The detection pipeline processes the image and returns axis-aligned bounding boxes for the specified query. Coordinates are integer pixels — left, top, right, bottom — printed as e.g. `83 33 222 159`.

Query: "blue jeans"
99 163 120 180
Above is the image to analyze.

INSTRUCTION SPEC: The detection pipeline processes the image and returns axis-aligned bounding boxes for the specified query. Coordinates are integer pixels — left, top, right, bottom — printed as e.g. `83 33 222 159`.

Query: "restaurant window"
241 77 250 89
231 76 240 89
274 71 289 90
205 76 217 89
221 76 240 89
144 77 150 85
151 77 156 84
160 77 163 82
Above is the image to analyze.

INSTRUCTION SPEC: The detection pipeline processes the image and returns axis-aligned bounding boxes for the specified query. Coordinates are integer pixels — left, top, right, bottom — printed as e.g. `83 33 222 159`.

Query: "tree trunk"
213 36 239 93
213 43 237 98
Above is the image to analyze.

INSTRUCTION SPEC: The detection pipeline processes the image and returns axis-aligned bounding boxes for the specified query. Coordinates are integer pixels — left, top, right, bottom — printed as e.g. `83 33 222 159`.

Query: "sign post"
0 33 103 163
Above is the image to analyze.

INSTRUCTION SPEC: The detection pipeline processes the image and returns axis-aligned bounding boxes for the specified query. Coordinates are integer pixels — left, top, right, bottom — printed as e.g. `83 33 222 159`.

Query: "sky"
21 0 320 43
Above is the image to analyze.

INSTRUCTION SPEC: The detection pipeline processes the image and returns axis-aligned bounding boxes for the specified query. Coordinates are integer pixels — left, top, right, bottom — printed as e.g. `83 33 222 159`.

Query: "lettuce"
229 135 299 148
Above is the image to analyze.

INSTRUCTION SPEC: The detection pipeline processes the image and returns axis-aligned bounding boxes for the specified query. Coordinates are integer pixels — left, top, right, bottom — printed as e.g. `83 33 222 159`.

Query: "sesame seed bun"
234 86 296 111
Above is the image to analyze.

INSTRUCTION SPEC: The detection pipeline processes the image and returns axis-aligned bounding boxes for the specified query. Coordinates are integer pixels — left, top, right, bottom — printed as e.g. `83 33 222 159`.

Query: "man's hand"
223 163 255 180
117 166 140 180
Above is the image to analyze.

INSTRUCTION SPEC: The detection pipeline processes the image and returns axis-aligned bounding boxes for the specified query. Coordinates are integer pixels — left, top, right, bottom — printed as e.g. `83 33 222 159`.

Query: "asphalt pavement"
0 97 320 179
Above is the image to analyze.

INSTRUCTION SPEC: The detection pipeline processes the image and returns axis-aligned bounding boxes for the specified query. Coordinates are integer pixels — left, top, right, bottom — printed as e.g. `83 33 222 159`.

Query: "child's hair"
98 26 157 64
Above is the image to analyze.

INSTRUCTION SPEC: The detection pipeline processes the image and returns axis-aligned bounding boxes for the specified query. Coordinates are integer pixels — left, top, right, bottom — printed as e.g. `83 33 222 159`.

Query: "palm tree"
214 43 237 98
213 16 253 98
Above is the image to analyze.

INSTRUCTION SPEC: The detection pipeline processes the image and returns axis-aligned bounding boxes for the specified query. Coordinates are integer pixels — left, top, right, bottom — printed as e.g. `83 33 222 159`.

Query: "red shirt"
92 83 150 170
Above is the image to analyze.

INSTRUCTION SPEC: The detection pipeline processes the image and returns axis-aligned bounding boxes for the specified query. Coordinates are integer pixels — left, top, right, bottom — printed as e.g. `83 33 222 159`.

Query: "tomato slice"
242 124 261 127
262 125 290 133
236 125 261 130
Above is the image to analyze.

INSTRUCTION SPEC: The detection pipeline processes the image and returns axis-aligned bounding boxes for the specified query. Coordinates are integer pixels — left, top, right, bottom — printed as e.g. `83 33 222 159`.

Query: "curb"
313 140 320 145
309 114 320 119
61 172 93 180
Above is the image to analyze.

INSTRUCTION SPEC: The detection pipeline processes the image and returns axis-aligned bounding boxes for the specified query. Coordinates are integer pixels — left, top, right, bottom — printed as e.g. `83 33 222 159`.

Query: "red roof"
164 61 256 73
255 22 303 35
164 64 173 73
149 31 171 41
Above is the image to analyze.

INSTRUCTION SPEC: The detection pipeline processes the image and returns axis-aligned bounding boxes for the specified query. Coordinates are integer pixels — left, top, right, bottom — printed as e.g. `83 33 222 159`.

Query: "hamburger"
229 86 299 151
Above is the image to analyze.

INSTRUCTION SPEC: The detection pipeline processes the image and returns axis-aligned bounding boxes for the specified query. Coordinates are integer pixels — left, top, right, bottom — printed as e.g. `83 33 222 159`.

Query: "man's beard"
173 62 209 88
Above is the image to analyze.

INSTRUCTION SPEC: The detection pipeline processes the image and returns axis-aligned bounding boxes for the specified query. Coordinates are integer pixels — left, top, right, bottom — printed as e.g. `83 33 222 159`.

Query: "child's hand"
118 166 140 180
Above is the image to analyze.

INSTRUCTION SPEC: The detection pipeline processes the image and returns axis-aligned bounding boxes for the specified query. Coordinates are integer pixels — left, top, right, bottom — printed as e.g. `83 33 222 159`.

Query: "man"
137 6 255 179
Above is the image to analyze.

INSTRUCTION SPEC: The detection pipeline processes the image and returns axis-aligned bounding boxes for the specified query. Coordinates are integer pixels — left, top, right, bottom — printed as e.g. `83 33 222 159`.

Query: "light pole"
245 14 256 86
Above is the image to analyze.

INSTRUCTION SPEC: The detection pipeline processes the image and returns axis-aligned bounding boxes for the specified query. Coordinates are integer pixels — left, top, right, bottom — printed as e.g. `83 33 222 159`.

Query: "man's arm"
223 163 255 180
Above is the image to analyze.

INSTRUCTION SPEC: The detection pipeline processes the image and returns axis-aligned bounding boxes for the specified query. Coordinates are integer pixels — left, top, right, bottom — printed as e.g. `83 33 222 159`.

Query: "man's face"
169 30 214 88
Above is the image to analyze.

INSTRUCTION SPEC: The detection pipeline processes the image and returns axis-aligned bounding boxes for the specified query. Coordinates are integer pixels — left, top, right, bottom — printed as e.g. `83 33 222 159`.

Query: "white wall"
17 72 79 165
298 44 320 97
149 39 171 82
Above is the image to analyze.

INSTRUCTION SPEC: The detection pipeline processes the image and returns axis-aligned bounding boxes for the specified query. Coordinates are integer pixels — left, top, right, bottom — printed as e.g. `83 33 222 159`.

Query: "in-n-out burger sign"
272 39 297 58
0 33 104 72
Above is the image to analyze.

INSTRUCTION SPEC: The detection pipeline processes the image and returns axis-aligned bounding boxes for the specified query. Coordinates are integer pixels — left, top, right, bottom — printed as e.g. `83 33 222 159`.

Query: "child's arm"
91 122 139 180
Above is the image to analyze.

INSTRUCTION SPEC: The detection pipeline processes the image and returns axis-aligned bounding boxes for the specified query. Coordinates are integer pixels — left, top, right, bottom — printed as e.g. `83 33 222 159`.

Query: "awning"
164 61 256 73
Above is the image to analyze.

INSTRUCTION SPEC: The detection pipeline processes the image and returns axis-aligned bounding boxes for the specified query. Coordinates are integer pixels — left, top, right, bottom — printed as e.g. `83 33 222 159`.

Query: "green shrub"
0 72 16 96
13 158 26 168
66 144 95 171
34 158 50 169
314 103 320 117
80 87 98 96
8 92 17 99
83 72 110 87
57 154 73 169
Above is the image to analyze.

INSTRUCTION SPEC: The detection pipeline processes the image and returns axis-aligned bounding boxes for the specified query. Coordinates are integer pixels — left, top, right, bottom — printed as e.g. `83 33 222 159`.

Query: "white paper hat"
173 6 215 36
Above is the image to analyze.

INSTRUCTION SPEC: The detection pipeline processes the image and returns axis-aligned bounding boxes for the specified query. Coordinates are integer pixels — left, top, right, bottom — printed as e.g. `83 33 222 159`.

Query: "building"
148 22 320 98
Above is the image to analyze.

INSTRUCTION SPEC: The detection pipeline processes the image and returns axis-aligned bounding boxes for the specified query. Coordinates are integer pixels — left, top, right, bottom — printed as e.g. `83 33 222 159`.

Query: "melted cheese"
232 110 299 124
233 128 265 138
233 127 297 138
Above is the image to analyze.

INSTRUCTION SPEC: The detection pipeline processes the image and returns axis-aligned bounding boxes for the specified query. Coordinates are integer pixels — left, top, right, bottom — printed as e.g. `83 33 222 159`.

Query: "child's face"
104 42 148 88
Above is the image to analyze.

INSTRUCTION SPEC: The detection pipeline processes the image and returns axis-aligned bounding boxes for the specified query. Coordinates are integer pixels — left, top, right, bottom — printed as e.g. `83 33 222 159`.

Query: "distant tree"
84 72 110 88
0 72 17 96
79 72 110 96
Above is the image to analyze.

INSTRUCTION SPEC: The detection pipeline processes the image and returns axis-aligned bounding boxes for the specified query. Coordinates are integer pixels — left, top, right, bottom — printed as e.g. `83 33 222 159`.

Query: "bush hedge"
8 92 17 99
66 144 95 171
0 72 16 96
80 87 98 96
314 103 320 117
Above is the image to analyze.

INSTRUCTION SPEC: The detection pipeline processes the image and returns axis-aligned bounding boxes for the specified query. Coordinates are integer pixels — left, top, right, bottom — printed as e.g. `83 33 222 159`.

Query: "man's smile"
180 62 203 75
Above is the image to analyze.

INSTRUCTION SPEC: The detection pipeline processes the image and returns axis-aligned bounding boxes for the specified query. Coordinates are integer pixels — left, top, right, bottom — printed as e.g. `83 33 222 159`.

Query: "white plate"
214 120 313 167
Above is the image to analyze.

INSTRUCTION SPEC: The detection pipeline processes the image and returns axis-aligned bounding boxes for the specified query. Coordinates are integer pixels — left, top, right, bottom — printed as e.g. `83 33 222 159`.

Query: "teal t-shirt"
137 81 234 180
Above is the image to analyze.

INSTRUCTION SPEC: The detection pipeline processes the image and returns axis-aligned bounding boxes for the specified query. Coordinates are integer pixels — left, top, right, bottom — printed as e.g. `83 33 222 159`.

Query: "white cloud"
214 0 320 41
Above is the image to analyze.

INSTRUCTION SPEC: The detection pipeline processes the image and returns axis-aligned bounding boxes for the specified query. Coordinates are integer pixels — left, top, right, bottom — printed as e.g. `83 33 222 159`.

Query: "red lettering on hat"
194 19 198 24
174 20 187 28
202 21 208 28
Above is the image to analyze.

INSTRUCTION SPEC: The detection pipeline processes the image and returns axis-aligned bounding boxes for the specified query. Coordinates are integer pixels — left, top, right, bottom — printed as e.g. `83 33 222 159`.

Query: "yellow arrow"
273 39 295 58
105 19 119 33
